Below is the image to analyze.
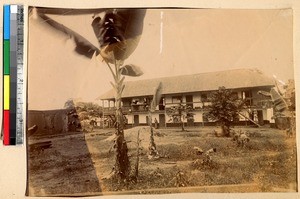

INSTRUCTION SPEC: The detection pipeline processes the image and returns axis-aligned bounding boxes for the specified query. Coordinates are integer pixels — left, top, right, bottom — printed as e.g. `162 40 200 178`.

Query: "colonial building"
99 68 275 127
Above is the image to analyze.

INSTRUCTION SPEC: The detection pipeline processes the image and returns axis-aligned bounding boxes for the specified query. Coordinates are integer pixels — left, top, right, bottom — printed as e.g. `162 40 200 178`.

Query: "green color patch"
4 40 10 74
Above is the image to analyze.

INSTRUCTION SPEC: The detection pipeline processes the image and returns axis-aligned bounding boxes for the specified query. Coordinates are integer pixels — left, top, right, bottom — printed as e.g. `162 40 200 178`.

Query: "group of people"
132 98 150 111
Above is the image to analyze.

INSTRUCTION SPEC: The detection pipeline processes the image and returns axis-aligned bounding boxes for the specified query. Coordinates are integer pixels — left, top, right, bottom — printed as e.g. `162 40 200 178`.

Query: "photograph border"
0 0 299 198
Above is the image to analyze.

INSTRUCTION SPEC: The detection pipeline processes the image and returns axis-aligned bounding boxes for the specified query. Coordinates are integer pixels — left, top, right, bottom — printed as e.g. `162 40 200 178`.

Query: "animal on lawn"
193 147 217 165
236 133 250 148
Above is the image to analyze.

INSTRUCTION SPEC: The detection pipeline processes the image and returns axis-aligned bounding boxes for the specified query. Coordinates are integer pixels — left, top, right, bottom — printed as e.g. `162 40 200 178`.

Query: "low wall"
28 109 68 137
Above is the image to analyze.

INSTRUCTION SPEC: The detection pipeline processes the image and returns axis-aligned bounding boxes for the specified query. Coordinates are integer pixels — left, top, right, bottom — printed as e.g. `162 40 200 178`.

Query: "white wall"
194 112 203 123
127 114 133 124
182 95 186 103
203 102 212 106
127 113 161 125
238 91 242 99
263 109 267 121
239 110 250 121
267 108 275 123
110 101 115 107
138 113 148 123
165 96 172 106
103 100 109 108
152 113 160 122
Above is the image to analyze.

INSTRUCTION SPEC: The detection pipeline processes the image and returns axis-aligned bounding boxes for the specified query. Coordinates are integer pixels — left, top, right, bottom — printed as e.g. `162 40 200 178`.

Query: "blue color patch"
4 5 10 40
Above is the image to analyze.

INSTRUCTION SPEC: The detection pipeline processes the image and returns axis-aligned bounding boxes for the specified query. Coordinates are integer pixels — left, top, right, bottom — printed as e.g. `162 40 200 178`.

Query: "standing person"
143 98 149 110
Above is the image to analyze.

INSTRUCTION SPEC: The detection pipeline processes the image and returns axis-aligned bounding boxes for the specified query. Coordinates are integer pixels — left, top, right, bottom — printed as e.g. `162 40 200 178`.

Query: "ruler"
16 5 24 145
2 4 24 145
10 5 17 145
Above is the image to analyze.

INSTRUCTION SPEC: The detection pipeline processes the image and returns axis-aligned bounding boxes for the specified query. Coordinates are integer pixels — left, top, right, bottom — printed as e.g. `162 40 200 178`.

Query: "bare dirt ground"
27 126 297 196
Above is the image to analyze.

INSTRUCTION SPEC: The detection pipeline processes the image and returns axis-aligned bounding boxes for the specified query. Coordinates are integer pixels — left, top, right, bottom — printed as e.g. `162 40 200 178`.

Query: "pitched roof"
98 68 274 100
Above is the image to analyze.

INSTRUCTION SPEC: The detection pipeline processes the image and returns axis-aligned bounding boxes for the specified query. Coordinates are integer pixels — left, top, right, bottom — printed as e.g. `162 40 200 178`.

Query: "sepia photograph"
26 7 296 196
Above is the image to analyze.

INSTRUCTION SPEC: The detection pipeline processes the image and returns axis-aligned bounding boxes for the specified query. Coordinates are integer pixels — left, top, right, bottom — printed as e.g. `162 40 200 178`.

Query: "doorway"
159 114 165 128
134 115 139 126
257 110 264 126
186 95 193 108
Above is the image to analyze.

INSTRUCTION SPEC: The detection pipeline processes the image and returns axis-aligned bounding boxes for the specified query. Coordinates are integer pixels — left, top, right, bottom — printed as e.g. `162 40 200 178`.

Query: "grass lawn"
28 126 297 196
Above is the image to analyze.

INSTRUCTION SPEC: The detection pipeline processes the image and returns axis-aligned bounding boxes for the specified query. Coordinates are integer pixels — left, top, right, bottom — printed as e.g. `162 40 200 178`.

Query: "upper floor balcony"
103 103 166 115
102 97 273 115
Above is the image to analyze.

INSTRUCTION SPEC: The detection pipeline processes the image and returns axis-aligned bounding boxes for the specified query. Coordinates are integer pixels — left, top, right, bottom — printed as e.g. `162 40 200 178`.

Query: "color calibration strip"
3 5 24 145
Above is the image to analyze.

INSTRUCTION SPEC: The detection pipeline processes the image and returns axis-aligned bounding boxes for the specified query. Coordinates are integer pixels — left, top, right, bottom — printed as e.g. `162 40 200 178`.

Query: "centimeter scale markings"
10 5 18 145
16 5 24 145
2 4 24 145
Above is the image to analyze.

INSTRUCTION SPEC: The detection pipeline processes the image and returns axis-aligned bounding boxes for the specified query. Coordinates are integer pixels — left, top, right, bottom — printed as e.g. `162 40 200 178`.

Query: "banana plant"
258 78 295 133
148 82 162 159
34 8 147 180
257 81 289 116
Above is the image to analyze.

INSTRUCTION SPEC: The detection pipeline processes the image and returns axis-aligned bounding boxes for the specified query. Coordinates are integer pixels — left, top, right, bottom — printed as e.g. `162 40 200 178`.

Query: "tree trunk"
134 130 140 180
148 113 158 157
221 123 231 137
181 121 185 131
113 62 130 180
181 115 185 131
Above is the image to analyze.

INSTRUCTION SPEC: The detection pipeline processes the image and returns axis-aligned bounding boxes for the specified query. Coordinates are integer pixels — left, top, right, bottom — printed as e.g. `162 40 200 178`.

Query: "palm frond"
36 11 100 59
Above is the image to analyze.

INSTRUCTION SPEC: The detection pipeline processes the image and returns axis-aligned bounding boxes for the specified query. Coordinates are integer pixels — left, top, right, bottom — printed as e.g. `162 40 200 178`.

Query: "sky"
28 8 293 110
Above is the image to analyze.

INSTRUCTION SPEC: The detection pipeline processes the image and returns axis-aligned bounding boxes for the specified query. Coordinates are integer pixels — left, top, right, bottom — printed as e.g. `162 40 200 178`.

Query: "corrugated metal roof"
98 68 274 100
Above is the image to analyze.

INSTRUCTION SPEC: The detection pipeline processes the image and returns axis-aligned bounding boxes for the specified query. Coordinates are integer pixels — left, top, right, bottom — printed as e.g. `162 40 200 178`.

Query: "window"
242 90 253 106
201 94 208 102
186 95 193 108
159 97 165 110
103 100 109 108
109 101 115 107
242 90 252 99
132 98 140 104
122 99 131 107
172 96 182 104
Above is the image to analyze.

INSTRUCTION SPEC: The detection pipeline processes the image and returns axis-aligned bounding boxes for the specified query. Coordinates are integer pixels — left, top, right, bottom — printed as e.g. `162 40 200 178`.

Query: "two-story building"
98 68 275 128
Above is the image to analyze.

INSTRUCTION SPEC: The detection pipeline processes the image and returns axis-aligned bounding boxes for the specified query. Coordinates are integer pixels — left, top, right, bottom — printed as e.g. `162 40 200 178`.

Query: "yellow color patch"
4 75 10 110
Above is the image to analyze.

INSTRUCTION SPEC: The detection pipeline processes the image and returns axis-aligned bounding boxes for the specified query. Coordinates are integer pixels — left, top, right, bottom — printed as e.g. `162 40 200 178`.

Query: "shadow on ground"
27 129 102 196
